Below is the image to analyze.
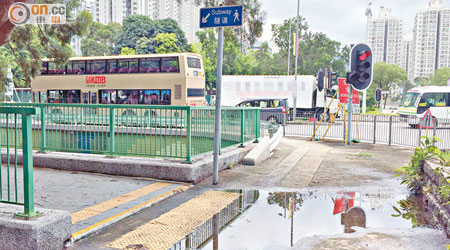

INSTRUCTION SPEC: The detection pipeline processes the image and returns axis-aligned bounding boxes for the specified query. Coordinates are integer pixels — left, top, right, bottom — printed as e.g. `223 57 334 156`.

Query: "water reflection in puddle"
179 190 438 250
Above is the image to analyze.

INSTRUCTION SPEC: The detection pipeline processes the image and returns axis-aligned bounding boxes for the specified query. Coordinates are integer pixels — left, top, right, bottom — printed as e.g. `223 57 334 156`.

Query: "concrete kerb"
242 126 283 166
0 203 71 250
1 144 255 184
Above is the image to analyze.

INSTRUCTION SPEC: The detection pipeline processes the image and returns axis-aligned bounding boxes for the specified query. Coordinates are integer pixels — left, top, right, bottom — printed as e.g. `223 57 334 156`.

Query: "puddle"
171 190 444 250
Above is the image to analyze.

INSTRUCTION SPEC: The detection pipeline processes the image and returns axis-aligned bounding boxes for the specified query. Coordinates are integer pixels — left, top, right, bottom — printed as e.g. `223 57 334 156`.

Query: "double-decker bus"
31 53 206 106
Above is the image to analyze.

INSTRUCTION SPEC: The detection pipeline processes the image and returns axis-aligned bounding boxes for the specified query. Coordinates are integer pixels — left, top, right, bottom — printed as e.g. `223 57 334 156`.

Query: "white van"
398 86 450 127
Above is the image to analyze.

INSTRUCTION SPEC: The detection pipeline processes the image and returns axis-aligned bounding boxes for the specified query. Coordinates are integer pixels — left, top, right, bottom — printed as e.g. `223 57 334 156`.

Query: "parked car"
236 98 289 124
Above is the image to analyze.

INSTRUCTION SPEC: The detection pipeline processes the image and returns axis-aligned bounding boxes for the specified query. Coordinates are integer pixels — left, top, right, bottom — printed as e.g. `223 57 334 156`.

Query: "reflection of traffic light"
376 88 382 102
317 68 324 91
348 44 373 91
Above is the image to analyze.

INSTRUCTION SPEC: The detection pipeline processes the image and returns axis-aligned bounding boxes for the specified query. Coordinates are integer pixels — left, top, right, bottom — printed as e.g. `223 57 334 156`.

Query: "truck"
221 75 340 119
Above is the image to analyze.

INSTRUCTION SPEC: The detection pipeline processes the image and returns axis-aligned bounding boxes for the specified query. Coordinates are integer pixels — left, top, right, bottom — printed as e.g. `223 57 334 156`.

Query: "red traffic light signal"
358 50 371 61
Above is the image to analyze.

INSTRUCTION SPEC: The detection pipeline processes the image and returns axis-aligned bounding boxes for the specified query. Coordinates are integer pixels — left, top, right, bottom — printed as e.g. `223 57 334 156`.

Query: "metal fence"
0 107 39 217
170 190 259 250
264 112 450 149
0 103 260 162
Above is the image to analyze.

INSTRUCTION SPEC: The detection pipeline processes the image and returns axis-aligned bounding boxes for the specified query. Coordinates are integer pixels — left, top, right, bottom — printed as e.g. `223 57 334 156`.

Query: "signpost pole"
213 27 224 185
347 84 353 145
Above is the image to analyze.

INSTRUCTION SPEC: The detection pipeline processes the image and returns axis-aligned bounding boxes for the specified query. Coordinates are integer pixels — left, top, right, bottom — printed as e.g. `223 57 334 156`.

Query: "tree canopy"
114 15 187 54
373 62 407 90
81 22 121 56
271 17 349 77
429 67 450 86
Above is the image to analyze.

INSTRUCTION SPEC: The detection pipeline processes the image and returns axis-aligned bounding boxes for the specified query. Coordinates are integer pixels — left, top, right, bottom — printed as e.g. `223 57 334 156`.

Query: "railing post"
39 106 46 153
388 116 393 146
373 115 377 144
418 125 422 147
186 107 192 163
17 110 40 217
240 109 245 147
254 109 260 143
109 107 115 156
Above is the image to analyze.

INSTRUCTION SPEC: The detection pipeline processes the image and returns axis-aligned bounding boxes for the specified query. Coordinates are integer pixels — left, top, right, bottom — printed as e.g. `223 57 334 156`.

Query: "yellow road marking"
72 184 189 239
71 182 172 224
106 190 240 250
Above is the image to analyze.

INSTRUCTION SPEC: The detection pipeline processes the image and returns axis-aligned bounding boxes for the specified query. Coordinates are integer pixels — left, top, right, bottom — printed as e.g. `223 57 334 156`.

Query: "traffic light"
375 88 382 102
348 43 373 91
317 68 324 91
328 71 337 88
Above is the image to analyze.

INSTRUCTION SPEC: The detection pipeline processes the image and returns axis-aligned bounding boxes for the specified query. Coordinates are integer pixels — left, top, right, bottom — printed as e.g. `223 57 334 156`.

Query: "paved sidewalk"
202 137 414 190
1 165 189 242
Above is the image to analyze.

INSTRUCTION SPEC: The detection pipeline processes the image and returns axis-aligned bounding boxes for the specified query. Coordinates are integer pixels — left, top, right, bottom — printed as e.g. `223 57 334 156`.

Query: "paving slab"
0 165 190 243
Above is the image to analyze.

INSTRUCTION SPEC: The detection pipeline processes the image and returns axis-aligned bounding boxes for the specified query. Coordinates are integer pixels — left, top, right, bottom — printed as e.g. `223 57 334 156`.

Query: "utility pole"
293 0 300 120
287 20 292 76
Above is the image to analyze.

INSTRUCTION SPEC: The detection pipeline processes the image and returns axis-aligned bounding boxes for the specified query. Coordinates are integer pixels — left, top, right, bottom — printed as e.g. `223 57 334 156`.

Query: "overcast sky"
259 0 448 48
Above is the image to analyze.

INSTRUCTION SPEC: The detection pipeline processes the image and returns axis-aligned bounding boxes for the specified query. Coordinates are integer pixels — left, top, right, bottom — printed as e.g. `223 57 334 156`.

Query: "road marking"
71 184 189 239
71 182 172 224
105 191 240 250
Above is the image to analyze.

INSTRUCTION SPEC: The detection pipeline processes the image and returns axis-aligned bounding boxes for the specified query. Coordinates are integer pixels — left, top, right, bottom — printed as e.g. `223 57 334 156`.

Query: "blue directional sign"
200 5 243 29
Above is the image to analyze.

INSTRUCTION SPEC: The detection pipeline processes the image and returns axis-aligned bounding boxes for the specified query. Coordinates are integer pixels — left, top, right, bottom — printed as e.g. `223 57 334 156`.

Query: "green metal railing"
0 103 260 162
0 107 40 217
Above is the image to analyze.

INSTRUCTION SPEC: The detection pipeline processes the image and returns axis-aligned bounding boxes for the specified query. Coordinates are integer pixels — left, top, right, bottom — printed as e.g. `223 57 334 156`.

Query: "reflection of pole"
213 214 219 250
284 193 287 218
213 27 224 185
291 194 295 247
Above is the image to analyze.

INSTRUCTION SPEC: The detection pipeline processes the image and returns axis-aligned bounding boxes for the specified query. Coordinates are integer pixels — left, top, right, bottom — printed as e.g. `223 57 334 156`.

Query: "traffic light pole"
347 83 353 146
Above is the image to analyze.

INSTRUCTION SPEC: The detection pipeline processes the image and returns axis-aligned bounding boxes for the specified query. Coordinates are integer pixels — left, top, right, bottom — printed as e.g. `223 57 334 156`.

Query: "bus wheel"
409 124 419 129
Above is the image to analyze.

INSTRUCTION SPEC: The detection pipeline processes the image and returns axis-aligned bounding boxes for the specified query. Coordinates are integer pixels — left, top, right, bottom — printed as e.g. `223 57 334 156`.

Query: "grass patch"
355 152 374 157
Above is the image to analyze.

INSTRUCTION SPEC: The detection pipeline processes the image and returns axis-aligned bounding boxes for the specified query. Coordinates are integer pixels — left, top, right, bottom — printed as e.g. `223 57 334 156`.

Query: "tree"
429 68 450 86
271 17 349 77
136 37 154 54
81 22 121 56
0 0 92 90
197 0 266 48
154 19 187 51
267 192 303 212
196 29 218 89
373 62 407 90
154 33 181 53
249 42 273 75
370 62 407 108
195 28 253 89
120 47 136 55
115 15 187 54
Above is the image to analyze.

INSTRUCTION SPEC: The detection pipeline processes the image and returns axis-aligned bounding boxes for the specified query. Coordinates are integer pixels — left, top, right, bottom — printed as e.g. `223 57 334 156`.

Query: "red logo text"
86 76 106 84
